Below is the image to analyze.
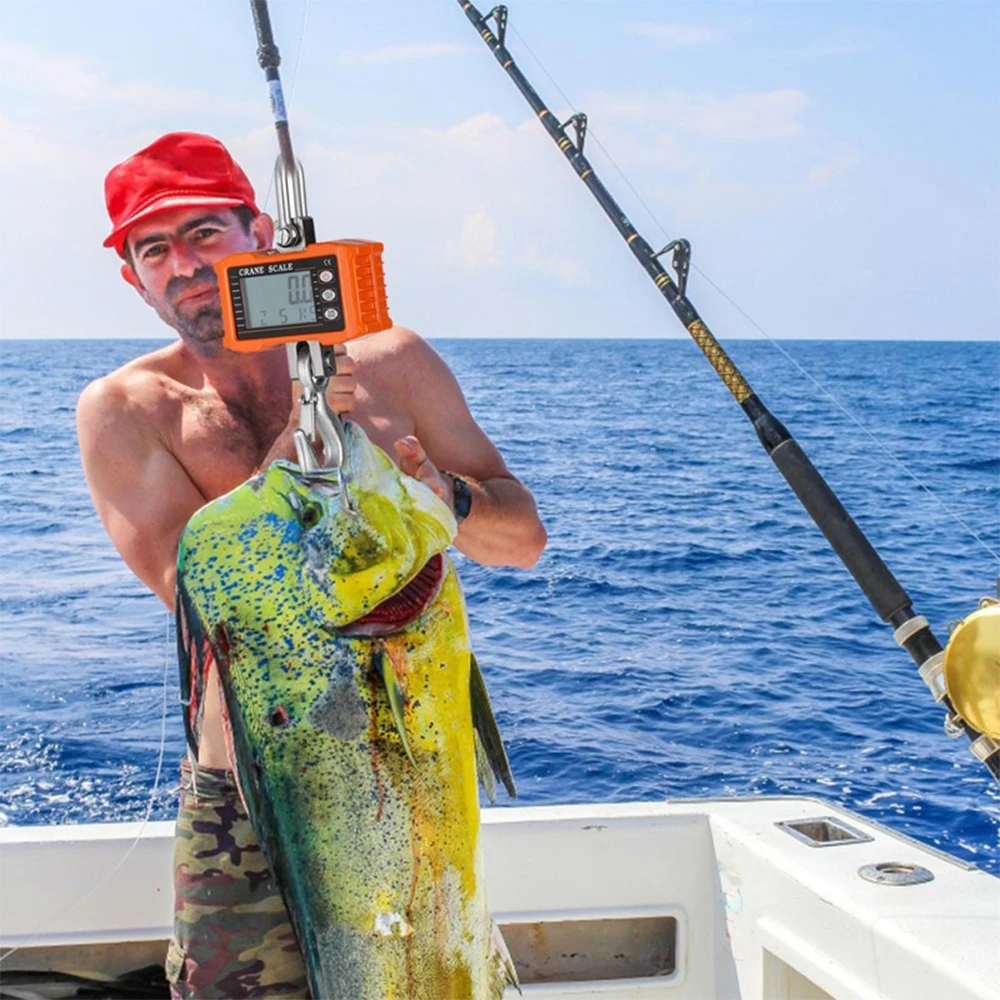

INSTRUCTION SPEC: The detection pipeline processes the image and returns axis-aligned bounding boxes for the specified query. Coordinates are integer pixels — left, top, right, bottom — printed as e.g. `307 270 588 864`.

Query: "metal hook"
313 389 347 472
289 341 353 510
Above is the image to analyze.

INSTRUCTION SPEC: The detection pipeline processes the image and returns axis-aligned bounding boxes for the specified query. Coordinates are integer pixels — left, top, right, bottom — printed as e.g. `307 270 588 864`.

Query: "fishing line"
0 612 173 966
260 0 310 216
688 269 1000 566
509 23 999 567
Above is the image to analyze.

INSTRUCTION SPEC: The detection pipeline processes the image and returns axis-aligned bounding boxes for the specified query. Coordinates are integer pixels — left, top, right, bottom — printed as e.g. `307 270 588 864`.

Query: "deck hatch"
776 816 873 848
500 914 677 984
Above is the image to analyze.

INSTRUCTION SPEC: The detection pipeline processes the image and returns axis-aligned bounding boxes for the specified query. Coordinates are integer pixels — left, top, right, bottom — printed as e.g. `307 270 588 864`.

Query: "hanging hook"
289 341 353 510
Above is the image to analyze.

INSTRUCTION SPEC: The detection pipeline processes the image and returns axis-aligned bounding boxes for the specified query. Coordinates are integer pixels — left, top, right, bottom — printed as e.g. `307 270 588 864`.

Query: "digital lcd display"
241 272 317 329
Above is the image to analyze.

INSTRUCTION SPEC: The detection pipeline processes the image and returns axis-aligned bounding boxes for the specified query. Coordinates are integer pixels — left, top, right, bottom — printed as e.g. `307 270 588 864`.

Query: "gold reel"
943 599 1000 739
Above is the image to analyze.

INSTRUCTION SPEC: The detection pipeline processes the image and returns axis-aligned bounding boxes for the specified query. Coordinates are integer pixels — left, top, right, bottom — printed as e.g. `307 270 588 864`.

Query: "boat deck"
1 796 997 999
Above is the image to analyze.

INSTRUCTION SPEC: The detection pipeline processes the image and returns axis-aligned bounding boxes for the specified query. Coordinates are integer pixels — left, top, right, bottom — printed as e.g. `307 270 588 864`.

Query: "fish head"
180 421 457 631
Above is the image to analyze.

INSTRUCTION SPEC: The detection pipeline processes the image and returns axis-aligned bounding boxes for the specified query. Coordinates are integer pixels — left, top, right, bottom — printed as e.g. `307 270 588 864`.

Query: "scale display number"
241 271 318 329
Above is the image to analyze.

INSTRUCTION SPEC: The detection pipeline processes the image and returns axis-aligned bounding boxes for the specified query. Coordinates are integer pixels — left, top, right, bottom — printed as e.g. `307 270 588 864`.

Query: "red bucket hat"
103 132 259 257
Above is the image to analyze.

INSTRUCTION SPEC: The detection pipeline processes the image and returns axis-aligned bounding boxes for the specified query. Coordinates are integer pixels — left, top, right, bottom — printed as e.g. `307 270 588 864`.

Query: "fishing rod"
215 1 393 495
456 1 1000 783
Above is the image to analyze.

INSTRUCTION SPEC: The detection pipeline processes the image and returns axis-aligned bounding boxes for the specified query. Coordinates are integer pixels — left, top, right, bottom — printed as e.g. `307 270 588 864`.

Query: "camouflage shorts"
166 759 310 999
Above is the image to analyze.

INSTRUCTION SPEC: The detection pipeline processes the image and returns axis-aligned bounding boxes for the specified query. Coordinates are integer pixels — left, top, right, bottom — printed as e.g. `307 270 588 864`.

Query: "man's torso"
120 329 416 766
130 332 415 499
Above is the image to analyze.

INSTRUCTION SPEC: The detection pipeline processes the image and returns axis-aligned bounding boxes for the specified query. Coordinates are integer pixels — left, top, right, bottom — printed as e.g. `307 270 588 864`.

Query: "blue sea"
1 338 998 874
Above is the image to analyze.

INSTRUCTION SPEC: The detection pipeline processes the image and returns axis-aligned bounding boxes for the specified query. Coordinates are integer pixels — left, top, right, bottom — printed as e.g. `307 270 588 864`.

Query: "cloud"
339 43 473 67
443 210 501 271
0 39 258 116
0 116 103 176
772 42 872 60
521 248 589 287
807 151 861 187
589 89 809 141
443 112 510 150
626 22 719 48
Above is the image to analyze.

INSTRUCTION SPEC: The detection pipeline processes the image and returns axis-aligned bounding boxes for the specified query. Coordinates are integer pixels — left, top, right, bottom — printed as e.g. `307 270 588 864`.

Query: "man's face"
124 206 266 350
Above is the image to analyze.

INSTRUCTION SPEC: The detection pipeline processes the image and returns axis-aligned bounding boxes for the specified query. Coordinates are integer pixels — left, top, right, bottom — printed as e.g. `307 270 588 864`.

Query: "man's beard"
174 302 224 344
161 266 225 348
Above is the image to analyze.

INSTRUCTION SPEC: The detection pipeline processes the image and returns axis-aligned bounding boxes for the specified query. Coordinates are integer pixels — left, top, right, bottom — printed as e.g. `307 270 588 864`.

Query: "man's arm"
391 330 546 569
77 377 206 609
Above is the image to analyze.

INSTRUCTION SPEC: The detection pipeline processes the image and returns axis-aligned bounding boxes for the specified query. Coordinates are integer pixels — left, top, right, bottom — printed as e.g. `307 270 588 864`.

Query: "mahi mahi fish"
175 421 519 1000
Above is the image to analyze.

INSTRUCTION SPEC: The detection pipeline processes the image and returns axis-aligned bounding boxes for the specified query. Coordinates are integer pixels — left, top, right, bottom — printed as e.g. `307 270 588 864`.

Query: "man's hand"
325 344 357 416
394 435 454 513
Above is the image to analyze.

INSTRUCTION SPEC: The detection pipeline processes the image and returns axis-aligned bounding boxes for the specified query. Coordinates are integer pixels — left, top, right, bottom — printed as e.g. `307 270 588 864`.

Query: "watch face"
450 475 472 522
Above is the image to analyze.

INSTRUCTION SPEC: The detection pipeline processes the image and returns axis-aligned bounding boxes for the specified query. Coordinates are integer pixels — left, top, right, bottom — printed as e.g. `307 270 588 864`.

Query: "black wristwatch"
443 472 473 524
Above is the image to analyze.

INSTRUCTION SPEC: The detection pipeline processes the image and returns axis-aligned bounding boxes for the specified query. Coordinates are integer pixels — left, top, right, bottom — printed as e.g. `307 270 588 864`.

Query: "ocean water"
0 338 998 874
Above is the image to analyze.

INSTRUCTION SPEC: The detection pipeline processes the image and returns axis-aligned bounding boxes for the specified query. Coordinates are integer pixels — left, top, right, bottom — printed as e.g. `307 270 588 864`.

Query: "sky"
0 0 997 340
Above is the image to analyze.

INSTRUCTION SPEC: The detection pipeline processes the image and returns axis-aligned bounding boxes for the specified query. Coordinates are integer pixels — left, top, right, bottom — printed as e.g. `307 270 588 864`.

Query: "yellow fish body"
176 421 517 999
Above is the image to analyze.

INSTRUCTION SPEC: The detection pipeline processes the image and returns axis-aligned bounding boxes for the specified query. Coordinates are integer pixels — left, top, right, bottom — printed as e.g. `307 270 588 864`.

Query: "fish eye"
300 502 323 529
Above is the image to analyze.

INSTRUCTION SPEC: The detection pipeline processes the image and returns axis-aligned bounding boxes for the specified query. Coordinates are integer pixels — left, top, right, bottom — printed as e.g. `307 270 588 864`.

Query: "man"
77 132 546 999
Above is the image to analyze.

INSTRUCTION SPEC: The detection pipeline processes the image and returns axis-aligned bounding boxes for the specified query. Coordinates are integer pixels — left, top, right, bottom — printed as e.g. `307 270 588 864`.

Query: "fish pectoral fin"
474 729 497 805
470 653 517 800
375 648 416 767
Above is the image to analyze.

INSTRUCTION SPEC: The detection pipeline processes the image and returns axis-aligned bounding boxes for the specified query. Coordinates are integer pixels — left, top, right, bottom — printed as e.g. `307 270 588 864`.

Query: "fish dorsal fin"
212 665 253 819
176 583 254 817
175 580 210 759
470 654 517 800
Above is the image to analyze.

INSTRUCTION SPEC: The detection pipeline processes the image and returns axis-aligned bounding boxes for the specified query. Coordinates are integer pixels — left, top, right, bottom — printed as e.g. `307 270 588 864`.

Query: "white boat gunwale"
2 794 997 999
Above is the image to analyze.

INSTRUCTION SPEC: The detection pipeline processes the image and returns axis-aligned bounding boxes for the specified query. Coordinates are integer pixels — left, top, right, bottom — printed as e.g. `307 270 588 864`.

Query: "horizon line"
2 335 998 345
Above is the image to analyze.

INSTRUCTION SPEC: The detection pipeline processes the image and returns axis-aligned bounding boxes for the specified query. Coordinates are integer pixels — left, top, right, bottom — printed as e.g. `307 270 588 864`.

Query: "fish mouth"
339 554 445 637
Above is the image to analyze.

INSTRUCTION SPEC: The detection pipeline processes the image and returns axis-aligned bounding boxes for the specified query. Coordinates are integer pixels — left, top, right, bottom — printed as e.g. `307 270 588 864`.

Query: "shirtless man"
77 132 546 999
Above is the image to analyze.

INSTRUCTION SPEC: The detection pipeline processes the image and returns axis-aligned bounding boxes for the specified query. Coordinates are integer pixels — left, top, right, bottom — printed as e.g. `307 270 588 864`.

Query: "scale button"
321 288 337 302
324 307 340 321
319 269 334 283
